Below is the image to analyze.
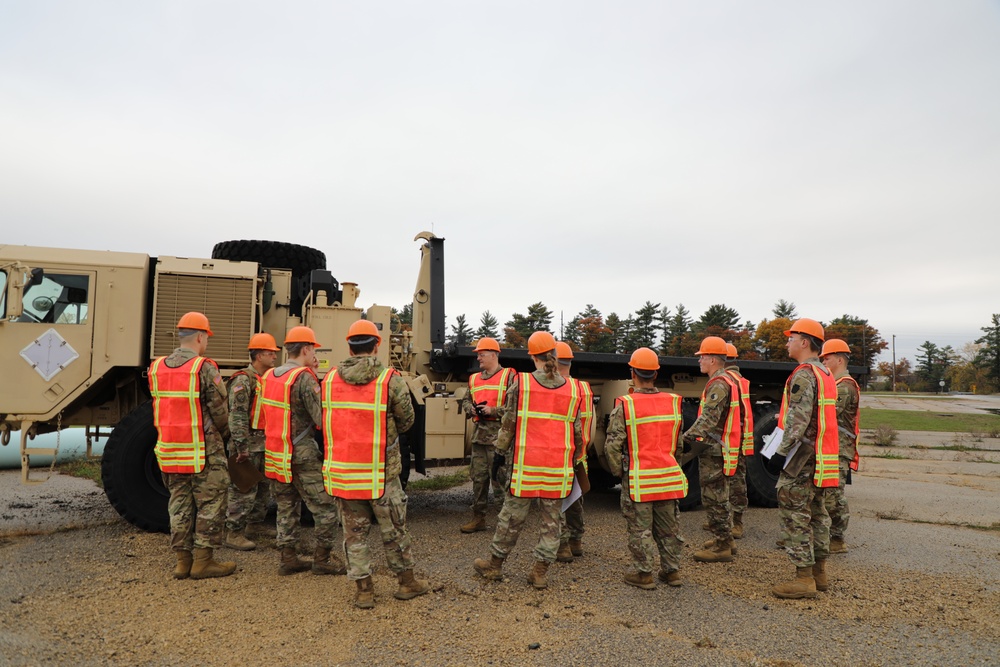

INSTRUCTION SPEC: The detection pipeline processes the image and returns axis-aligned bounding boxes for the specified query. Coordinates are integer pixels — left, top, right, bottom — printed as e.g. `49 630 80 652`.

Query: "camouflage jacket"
163 347 229 464
332 355 415 481
605 387 661 478
495 370 584 463
682 368 733 457
227 363 265 455
777 357 826 476
271 360 324 465
835 370 860 462
461 366 509 446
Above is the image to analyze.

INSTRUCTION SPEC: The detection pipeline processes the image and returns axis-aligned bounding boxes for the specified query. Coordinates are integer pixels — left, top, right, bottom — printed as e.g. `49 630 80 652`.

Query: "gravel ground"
1 451 998 667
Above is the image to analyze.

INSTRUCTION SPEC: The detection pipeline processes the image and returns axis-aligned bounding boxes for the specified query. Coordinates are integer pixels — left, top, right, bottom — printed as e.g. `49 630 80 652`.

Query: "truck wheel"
102 402 169 533
678 399 702 511
211 240 327 316
746 404 781 507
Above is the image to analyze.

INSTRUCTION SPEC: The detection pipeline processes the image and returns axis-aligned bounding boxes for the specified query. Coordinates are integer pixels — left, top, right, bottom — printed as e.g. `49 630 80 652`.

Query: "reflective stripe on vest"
838 375 862 472
149 356 210 474
468 367 513 422
697 374 742 476
778 364 840 488
260 366 315 483
510 373 581 499
618 392 687 502
575 378 594 470
321 367 395 500
726 369 755 455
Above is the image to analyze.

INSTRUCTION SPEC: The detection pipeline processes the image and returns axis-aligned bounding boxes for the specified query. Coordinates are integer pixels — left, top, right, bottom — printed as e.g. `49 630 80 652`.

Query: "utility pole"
891 334 896 393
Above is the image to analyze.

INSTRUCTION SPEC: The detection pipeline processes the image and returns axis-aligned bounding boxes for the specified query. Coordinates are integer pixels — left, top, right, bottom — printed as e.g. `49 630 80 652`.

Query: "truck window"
18 273 89 325
0 270 6 318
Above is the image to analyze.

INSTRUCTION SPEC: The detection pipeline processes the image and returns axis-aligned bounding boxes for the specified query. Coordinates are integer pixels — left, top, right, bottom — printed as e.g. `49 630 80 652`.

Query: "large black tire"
746 404 782 507
211 240 327 317
678 399 702 511
102 402 170 533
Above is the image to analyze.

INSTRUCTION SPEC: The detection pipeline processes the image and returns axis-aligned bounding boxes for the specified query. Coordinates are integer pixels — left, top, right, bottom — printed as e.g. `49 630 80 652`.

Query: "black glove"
474 401 489 420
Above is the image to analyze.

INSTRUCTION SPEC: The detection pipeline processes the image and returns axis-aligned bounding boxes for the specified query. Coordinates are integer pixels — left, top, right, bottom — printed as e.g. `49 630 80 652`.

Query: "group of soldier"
150 311 859 608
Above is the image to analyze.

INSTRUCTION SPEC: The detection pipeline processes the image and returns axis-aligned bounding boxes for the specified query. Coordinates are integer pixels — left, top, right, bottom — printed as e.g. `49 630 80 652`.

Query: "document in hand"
561 478 582 512
760 427 784 459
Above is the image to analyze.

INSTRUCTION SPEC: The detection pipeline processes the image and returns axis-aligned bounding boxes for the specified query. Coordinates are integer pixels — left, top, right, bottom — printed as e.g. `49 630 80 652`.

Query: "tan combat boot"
569 538 583 558
354 576 375 609
658 569 682 587
829 537 847 554
732 513 744 539
624 571 656 590
394 569 431 600
460 513 487 534
190 548 236 580
312 546 347 575
693 538 734 563
278 547 310 575
527 560 550 589
224 527 256 551
701 538 738 555
473 554 505 580
556 540 574 563
173 550 193 580
772 567 818 599
246 522 278 539
812 559 829 592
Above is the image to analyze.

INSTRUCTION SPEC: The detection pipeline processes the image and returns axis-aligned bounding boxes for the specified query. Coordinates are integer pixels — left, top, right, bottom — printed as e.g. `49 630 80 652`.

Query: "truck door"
0 270 96 416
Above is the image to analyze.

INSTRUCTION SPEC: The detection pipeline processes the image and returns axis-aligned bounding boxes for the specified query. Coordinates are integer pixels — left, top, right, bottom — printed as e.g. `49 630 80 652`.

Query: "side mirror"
27 267 44 288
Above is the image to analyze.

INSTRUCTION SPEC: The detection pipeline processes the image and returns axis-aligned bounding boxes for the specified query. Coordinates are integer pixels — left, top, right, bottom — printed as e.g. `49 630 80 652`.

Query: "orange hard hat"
784 318 825 342
726 343 738 359
821 339 851 357
474 337 501 353
555 342 574 360
284 326 320 346
695 336 728 356
346 319 382 343
247 333 280 351
628 347 660 371
177 312 213 336
527 331 557 356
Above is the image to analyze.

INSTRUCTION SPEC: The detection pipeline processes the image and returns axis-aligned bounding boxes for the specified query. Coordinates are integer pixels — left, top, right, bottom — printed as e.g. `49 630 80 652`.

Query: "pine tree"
450 314 473 345
474 310 500 340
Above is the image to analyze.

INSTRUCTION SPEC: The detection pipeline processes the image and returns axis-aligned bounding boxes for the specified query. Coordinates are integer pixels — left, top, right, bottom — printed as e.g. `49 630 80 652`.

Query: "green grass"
866 451 907 460
860 408 1000 433
406 467 469 491
57 458 102 485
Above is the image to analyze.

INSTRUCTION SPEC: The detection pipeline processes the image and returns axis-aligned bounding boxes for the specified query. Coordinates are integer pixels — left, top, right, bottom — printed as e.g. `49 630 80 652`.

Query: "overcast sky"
2 1 997 365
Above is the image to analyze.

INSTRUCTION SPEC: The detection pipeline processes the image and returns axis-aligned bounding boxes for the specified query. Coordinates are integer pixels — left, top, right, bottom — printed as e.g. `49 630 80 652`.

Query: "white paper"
782 441 802 470
760 427 784 459
561 478 582 512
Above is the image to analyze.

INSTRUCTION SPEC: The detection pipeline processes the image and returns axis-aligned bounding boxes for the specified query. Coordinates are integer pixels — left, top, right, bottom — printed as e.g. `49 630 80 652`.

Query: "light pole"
891 334 896 393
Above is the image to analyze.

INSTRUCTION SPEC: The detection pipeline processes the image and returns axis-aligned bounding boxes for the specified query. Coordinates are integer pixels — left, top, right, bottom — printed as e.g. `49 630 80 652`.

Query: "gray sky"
2 1 998 365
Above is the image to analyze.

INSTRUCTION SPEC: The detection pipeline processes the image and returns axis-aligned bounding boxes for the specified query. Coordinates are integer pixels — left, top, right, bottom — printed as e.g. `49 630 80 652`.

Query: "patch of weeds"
872 424 898 447
406 467 470 491
56 458 102 485
876 508 904 521
868 452 906 460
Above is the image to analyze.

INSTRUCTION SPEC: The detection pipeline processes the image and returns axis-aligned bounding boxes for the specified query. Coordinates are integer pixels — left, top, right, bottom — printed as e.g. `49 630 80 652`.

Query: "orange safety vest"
509 373 581 499
697 374 742 476
777 364 840 488
726 369 755 456
321 367 396 500
149 356 213 474
618 392 687 502
468 367 513 422
838 375 862 472
258 365 316 483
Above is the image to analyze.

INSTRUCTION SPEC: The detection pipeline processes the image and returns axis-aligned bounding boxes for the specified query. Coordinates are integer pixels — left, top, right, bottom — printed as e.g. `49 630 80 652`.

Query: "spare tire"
102 402 169 533
678 399 702 511
212 240 327 316
746 404 781 507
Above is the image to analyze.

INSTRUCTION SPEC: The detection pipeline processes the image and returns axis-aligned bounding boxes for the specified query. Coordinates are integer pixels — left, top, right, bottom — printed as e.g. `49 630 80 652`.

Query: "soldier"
322 320 427 609
723 342 754 539
820 338 860 554
255 326 346 577
459 337 514 533
772 318 840 599
683 336 741 563
473 331 585 590
149 312 235 580
223 333 280 551
554 341 592 562
606 348 688 589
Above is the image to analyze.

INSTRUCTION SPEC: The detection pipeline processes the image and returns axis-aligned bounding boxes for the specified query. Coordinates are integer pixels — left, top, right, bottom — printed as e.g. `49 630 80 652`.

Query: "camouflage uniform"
489 371 585 564
332 355 418 580
776 358 832 567
683 369 734 542
461 367 508 516
268 361 341 551
159 347 230 552
725 363 749 518
825 371 859 542
559 497 585 543
606 388 683 575
225 364 271 532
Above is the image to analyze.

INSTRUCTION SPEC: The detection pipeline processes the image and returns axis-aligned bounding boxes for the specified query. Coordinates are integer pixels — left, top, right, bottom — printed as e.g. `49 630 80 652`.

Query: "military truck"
0 233 851 532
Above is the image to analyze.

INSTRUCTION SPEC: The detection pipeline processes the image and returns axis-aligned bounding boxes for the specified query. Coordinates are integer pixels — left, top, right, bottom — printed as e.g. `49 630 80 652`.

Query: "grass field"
860 408 1000 434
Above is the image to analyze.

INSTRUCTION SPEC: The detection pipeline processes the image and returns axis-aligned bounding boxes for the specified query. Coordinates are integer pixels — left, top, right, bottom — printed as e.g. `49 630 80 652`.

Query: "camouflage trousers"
559 496 585 542
470 442 501 515
620 491 682 575
490 493 563 564
698 454 732 541
777 467 831 567
729 450 748 516
162 462 228 551
225 451 271 531
337 476 415 581
270 457 340 550
824 458 852 540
